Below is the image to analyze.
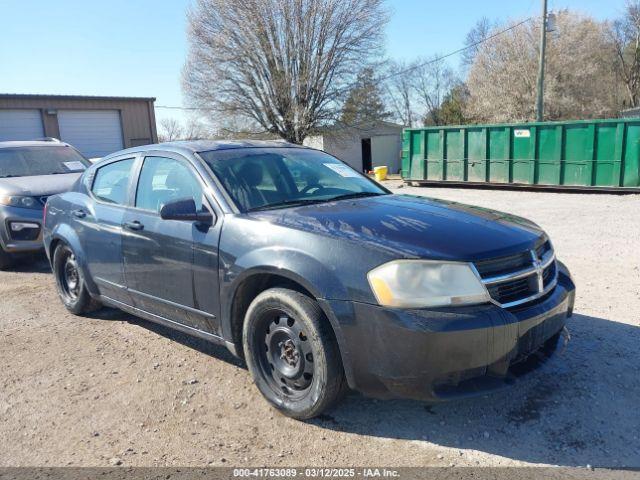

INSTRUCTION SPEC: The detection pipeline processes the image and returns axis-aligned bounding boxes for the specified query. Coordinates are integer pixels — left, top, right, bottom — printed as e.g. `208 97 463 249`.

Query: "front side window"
91 158 135 205
199 148 387 212
135 156 203 213
0 146 89 178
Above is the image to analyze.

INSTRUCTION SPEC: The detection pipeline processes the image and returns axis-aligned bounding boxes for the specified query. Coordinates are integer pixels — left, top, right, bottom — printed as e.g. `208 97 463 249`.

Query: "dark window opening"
361 138 372 173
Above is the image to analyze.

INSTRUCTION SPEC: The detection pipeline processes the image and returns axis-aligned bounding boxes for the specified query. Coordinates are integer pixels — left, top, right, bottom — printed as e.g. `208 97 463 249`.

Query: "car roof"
0 140 73 149
101 139 308 161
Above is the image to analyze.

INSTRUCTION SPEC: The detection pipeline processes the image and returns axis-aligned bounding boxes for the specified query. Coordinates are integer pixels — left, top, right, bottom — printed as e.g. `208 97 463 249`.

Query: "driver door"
121 153 222 334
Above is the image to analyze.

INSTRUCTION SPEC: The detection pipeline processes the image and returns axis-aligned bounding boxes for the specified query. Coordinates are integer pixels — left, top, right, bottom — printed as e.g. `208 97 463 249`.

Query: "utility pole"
535 0 548 122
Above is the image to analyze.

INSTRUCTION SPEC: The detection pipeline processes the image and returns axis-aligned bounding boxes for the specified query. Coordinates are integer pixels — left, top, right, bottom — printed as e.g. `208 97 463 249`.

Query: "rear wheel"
0 246 14 270
52 243 101 315
243 288 346 420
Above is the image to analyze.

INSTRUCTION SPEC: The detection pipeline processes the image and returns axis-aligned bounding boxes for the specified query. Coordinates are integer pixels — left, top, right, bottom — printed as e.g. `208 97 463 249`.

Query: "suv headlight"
0 195 40 209
367 260 491 309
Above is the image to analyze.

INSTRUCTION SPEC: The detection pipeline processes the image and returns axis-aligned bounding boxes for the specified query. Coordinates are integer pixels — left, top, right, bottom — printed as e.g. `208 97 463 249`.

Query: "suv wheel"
243 288 347 420
0 246 13 270
53 243 101 315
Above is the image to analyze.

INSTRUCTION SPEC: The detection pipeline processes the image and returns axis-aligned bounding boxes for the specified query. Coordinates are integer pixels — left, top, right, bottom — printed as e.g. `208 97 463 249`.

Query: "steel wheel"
243 288 347 419
258 311 314 398
60 253 80 301
52 244 101 315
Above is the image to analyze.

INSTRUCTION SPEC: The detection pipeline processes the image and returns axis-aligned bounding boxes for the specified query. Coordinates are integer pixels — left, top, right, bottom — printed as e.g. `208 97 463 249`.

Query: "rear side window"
135 156 203 213
91 158 134 205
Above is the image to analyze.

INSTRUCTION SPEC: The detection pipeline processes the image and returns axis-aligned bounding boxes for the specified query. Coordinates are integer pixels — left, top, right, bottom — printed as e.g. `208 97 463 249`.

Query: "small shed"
303 121 404 173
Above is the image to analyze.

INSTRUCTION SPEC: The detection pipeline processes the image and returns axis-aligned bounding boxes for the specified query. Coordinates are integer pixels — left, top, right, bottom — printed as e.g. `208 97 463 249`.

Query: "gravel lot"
1 182 639 468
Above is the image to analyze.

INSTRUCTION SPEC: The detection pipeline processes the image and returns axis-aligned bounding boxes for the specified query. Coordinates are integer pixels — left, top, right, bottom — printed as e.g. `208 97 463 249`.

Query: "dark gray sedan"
0 140 89 269
43 140 575 419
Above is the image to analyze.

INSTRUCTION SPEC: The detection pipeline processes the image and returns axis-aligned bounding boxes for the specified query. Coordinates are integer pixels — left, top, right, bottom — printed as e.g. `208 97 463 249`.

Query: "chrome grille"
475 238 557 308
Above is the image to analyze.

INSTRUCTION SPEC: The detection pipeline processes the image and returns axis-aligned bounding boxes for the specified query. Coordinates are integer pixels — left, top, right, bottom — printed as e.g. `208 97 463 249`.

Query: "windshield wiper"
247 198 328 212
329 191 387 202
0 174 18 178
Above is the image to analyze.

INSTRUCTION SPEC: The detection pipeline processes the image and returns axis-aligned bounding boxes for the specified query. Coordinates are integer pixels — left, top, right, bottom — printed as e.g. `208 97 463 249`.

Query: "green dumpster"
401 118 640 190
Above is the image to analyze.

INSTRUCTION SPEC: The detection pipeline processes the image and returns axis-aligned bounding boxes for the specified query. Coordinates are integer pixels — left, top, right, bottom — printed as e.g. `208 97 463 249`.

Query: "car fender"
48 222 99 296
221 246 353 372
227 245 349 299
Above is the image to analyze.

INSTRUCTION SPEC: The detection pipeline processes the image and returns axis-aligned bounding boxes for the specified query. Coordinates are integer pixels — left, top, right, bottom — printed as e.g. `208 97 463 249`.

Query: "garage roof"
0 93 156 102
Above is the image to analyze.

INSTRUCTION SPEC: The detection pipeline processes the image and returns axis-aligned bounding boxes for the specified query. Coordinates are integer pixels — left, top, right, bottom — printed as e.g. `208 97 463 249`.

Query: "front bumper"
0 205 44 253
321 264 575 402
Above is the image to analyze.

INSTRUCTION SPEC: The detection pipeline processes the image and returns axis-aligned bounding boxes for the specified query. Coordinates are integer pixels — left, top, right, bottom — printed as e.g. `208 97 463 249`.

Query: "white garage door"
0 109 45 141
58 110 124 158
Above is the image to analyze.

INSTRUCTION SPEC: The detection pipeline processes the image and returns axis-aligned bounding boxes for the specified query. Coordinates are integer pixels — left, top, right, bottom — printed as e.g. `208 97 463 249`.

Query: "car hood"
0 173 81 196
249 194 545 261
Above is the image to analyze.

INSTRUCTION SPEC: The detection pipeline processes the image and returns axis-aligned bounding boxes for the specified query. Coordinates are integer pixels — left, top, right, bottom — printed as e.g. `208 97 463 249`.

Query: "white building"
303 121 404 173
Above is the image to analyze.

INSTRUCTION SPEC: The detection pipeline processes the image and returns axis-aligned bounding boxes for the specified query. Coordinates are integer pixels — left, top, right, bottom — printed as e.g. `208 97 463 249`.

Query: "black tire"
0 246 14 270
52 243 101 315
243 288 347 420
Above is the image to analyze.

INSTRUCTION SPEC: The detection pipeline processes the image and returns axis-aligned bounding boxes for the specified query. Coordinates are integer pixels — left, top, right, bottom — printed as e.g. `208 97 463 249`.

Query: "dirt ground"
1 182 639 468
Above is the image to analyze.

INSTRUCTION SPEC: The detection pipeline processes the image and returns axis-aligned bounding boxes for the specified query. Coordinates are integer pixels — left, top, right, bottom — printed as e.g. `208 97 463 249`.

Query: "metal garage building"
303 121 404 173
0 94 158 158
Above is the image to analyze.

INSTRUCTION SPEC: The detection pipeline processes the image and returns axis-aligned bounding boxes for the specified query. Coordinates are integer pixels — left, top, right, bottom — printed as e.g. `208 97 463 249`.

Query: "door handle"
123 220 144 231
72 209 86 219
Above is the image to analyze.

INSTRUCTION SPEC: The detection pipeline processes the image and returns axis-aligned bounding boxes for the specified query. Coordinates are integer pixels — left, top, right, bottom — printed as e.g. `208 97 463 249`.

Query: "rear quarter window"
91 158 135 205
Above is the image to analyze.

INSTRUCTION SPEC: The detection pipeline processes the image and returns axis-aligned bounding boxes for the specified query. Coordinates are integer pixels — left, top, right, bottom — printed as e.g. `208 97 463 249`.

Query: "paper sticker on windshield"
323 163 359 177
63 161 86 171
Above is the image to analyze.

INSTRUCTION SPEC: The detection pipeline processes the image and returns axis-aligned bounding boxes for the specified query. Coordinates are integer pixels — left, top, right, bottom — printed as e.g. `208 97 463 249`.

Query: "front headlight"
367 260 491 309
0 195 40 210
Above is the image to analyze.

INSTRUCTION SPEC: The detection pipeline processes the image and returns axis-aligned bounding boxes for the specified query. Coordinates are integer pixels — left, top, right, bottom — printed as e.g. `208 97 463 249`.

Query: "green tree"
340 68 390 125
424 83 469 126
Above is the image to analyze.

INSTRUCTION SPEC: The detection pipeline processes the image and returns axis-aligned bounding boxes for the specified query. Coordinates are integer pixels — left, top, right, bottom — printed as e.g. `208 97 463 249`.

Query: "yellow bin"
373 166 388 181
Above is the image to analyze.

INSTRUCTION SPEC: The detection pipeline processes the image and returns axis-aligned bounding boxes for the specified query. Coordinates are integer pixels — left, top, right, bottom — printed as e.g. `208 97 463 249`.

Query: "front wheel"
52 243 101 315
243 288 347 420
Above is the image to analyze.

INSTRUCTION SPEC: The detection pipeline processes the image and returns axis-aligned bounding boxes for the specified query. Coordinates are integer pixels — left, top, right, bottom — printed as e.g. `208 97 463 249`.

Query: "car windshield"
199 147 389 212
0 146 90 178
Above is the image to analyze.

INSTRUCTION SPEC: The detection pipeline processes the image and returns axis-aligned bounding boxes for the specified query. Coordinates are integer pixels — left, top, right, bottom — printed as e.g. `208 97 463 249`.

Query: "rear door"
121 153 222 334
82 155 137 304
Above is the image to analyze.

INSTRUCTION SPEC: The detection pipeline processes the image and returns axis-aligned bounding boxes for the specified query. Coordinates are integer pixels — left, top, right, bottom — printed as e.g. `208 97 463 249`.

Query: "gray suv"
0 140 90 269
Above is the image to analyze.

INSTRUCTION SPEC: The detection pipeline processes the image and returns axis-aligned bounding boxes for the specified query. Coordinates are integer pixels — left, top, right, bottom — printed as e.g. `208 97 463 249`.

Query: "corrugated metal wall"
0 94 157 149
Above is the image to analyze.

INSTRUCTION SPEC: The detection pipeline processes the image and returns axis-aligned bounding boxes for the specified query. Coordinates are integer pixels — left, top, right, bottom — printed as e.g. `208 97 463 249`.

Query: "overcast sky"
0 0 626 124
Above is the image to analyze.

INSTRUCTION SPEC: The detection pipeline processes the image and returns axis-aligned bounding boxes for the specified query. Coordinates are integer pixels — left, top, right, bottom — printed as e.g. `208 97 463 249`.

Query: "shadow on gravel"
88 307 245 369
312 313 640 468
4 253 50 273
82 307 639 467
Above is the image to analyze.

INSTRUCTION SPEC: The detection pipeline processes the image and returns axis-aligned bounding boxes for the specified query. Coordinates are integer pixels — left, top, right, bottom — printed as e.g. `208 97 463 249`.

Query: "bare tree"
384 61 417 127
466 11 619 122
158 116 212 142
183 0 388 144
462 17 492 69
182 117 211 140
413 55 456 125
612 1 640 108
158 118 184 142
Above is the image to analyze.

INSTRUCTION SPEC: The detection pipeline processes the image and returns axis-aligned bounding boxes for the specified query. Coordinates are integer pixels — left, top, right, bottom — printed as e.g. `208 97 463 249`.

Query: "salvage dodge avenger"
43 140 575 419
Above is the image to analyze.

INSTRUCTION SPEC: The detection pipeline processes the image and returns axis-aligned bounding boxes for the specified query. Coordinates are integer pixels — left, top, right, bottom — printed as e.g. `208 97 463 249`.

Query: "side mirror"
160 197 214 225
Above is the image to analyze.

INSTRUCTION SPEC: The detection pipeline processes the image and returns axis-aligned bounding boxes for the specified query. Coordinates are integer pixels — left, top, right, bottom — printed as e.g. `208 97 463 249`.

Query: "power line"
155 16 534 112
156 105 212 110
372 17 533 85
